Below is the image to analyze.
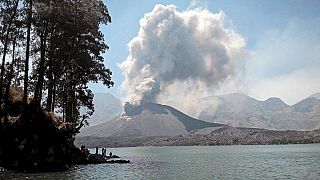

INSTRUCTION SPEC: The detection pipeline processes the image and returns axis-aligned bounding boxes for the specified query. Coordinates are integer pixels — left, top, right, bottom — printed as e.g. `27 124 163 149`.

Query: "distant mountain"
197 93 320 131
76 93 320 147
86 93 122 125
79 103 225 137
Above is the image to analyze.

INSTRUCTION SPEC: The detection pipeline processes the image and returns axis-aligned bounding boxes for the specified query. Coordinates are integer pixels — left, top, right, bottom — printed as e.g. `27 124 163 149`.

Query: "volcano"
79 103 225 137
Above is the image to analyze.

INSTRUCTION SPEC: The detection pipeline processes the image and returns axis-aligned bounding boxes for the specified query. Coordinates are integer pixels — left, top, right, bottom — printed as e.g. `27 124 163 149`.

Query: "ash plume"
120 4 246 113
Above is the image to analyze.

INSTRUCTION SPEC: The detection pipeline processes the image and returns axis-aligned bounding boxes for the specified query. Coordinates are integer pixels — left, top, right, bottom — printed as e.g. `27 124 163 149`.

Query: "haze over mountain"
85 93 122 125
197 93 320 130
79 103 225 137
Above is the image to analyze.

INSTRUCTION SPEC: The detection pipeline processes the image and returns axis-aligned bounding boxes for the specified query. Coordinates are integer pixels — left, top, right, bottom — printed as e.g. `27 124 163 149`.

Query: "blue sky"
92 0 320 105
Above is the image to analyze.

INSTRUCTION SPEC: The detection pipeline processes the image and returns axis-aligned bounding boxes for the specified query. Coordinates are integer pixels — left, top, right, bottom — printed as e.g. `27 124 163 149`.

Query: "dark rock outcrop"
0 102 85 172
85 154 129 164
106 159 130 164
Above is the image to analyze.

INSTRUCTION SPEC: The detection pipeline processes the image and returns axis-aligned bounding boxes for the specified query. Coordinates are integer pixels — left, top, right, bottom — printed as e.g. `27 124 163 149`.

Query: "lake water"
1 144 320 179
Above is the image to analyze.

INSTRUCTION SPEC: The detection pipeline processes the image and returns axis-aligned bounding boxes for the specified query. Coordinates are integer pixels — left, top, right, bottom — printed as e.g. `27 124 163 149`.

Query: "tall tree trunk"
34 31 47 106
46 64 53 111
63 84 67 122
0 0 19 105
23 0 33 104
65 68 77 123
66 81 73 123
4 36 17 104
46 31 56 111
14 55 21 86
51 75 56 112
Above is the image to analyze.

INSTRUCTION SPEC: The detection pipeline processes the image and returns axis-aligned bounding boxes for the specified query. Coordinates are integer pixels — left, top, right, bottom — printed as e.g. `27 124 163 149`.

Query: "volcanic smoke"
120 4 246 115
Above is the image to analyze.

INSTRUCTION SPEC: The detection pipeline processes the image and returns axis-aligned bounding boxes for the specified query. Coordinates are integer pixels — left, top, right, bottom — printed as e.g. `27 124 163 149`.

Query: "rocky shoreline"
86 154 130 164
76 127 320 148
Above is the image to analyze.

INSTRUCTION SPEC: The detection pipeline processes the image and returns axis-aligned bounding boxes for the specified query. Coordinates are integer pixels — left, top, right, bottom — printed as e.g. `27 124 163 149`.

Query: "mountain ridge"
197 93 320 130
86 92 320 133
76 92 320 147
310 92 320 99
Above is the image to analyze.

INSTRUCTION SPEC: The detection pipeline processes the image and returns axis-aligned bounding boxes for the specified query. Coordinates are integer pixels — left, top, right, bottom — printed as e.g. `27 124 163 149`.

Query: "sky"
92 0 320 105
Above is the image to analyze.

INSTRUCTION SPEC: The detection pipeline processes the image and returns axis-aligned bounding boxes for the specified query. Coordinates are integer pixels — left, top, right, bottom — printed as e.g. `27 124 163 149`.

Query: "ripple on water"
1 144 320 179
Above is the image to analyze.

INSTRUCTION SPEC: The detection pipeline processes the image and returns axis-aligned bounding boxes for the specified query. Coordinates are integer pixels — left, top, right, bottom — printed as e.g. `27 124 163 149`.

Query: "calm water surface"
1 144 320 179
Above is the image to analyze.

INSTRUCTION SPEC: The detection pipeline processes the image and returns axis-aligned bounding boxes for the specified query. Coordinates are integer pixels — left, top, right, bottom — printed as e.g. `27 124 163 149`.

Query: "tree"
0 0 114 171
32 0 51 106
0 0 20 105
30 0 113 128
0 0 113 132
45 0 113 127
22 0 32 104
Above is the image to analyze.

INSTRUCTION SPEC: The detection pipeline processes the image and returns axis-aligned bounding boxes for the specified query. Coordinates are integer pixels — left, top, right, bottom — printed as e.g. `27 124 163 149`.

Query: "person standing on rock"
95 147 98 155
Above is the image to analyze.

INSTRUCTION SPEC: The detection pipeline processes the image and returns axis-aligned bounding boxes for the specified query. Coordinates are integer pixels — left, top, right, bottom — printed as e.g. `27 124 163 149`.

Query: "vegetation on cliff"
0 0 113 171
0 96 85 171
